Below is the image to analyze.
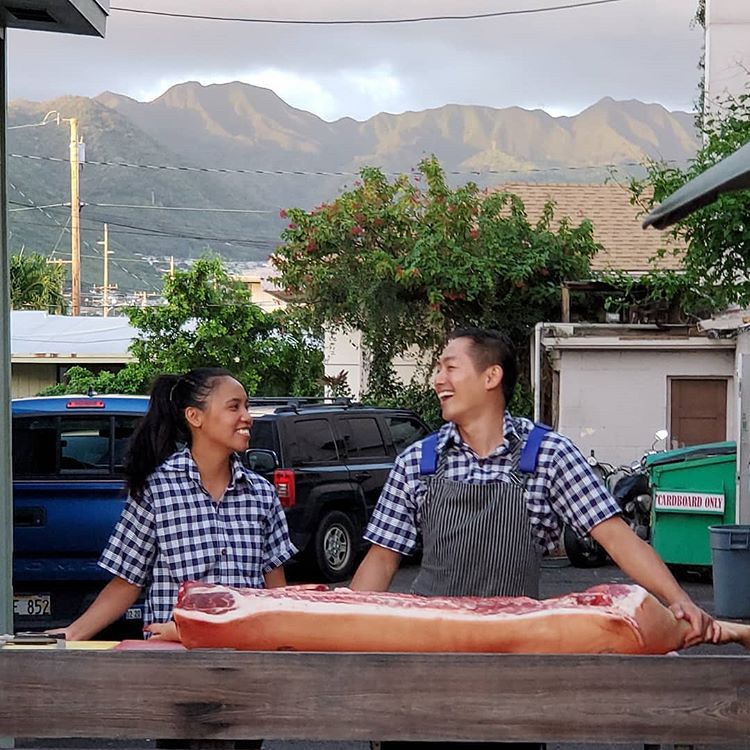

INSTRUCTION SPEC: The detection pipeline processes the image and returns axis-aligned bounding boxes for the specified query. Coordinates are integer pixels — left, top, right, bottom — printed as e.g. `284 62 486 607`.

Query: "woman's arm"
264 565 287 588
47 576 142 641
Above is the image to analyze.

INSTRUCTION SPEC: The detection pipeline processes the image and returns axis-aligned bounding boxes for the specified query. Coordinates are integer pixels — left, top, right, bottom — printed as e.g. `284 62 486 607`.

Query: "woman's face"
187 376 252 454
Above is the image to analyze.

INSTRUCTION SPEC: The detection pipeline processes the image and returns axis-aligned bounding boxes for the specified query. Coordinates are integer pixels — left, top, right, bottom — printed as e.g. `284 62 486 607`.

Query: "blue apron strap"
518 423 552 473
419 432 440 476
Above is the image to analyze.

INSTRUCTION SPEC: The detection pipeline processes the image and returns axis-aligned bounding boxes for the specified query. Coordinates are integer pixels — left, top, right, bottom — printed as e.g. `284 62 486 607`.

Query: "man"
351 327 719 749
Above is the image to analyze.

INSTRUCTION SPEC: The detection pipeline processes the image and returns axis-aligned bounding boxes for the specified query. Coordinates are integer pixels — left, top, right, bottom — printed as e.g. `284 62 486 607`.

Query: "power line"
8 186 162 292
9 151 664 178
10 202 69 212
12 207 280 248
110 0 626 25
15 217 280 247
84 202 277 214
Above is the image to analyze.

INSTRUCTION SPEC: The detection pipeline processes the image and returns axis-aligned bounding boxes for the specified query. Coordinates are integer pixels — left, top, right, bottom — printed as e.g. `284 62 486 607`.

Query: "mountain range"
7 81 701 294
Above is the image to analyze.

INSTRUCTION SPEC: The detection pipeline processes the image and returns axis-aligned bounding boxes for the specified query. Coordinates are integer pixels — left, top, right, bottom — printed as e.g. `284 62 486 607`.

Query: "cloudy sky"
7 0 704 121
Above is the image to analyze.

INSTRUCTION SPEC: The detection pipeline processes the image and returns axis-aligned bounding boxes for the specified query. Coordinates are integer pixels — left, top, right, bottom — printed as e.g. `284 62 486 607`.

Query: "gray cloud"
7 0 704 119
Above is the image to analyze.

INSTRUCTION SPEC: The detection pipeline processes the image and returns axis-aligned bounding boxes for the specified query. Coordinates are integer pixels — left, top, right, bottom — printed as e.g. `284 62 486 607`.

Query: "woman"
52 367 296 641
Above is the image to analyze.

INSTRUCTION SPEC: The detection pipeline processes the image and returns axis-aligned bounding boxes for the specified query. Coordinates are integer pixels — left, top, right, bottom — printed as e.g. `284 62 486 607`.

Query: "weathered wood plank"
1 651 749 745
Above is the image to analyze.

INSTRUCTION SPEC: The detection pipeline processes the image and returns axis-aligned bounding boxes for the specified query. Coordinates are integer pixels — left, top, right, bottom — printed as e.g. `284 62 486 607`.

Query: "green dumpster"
646 441 737 567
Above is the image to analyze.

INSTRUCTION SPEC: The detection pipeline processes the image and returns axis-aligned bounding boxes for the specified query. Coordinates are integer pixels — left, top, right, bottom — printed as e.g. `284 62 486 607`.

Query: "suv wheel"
314 510 357 582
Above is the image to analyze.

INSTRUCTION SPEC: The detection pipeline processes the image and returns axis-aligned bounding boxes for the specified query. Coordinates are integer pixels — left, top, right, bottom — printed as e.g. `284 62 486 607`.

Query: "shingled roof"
495 183 683 274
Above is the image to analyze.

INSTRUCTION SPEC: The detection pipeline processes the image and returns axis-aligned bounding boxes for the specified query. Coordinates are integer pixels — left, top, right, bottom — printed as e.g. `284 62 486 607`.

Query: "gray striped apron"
410 436 541 599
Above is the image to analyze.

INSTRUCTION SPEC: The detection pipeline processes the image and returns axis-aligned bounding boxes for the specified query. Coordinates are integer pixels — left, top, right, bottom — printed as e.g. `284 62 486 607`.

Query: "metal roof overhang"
642 140 750 230
0 0 108 36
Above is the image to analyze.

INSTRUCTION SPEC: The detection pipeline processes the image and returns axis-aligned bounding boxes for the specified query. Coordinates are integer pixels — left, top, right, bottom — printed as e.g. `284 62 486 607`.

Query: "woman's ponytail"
123 367 233 502
123 374 187 502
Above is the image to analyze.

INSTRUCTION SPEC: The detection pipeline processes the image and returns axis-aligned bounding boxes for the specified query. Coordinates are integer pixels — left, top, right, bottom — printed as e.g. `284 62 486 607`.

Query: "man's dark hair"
448 327 518 404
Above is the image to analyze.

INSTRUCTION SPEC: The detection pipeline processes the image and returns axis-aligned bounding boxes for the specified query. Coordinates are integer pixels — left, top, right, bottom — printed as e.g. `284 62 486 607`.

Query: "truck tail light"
273 469 296 508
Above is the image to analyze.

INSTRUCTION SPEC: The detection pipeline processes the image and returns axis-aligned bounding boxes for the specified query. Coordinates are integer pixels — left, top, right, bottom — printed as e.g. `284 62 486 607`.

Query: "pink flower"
279 209 288 219
351 226 364 236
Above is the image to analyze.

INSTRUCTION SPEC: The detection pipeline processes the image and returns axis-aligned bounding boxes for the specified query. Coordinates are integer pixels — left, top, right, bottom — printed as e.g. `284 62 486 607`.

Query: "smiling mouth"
437 391 454 402
236 428 250 436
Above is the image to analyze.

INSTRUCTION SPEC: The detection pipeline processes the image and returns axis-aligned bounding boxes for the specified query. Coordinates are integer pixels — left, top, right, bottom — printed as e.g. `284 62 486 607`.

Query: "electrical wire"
8 187 162 292
10 200 280 248
10 203 69 212
9 151 665 178
84 202 277 214
110 0 627 25
15 217 281 248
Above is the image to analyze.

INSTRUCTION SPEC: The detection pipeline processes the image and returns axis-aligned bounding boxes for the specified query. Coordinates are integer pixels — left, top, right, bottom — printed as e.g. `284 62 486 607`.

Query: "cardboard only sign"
653 491 726 514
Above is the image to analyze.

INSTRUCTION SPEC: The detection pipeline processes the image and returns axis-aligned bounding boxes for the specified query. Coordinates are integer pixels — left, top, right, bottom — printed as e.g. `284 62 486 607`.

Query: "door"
669 378 728 448
337 415 392 515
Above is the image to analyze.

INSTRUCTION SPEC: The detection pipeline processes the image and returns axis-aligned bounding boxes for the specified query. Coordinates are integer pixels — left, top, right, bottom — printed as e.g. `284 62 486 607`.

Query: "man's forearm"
592 517 688 605
350 544 402 591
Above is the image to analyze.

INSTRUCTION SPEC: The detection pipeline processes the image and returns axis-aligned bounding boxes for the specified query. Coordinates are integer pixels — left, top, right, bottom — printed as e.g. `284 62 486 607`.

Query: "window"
385 416 430 453
12 414 142 478
249 419 277 452
12 417 57 477
342 417 387 458
292 419 339 465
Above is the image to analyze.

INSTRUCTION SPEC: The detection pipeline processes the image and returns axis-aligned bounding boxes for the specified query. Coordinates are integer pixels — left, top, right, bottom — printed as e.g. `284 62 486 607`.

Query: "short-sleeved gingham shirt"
99 448 297 627
365 413 620 556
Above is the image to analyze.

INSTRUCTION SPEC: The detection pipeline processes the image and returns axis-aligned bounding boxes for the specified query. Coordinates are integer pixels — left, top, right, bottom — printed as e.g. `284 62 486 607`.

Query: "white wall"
325 328 367 397
324 328 431 398
555 348 735 466
706 0 750 107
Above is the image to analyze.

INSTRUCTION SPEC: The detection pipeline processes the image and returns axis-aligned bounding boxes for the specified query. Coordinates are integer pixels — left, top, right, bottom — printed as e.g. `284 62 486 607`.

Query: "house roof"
495 183 683 274
11 310 136 362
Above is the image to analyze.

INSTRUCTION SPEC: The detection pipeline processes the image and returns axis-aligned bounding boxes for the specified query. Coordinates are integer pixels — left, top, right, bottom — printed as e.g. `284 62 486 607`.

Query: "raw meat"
172 582 750 655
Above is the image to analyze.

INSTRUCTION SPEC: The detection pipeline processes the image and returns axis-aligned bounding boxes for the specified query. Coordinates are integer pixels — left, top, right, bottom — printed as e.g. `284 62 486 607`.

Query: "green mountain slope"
8 82 700 294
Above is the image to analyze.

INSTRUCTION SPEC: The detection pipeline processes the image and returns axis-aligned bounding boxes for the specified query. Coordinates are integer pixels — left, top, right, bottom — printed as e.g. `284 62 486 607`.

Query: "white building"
705 0 750 107
10 311 135 397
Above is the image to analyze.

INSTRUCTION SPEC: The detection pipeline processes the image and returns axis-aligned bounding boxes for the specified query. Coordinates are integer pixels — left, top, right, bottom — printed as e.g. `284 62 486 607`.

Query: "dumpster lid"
646 440 736 468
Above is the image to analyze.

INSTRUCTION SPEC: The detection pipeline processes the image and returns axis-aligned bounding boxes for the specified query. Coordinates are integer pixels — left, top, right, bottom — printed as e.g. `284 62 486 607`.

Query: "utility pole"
98 224 110 317
66 117 82 315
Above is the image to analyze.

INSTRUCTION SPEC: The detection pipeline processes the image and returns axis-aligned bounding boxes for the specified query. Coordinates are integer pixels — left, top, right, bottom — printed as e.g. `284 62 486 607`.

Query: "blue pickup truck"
12 395 149 637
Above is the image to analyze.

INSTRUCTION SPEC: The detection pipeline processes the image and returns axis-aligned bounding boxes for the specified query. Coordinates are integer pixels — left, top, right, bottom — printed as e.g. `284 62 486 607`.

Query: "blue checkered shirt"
99 448 297 627
364 413 621 555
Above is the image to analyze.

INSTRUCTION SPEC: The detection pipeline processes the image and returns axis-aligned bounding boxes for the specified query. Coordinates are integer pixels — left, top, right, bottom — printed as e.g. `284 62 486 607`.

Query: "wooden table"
1 650 749 748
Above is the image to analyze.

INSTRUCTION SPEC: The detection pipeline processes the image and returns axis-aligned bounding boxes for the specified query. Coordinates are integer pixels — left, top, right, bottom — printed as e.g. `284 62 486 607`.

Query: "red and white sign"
654 490 725 514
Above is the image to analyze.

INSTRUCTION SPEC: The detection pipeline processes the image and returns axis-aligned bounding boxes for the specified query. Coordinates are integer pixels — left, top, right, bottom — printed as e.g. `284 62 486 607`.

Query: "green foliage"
273 156 600 402
363 373 442 430
40 256 323 398
10 252 67 313
39 363 153 396
125 256 323 396
629 92 750 315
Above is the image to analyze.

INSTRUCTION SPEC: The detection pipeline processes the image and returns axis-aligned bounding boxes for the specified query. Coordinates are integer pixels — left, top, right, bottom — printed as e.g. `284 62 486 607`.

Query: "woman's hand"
144 620 180 641
44 627 73 641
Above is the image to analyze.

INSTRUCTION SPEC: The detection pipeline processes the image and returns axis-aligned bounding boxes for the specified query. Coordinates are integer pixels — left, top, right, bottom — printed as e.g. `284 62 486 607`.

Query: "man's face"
433 337 500 423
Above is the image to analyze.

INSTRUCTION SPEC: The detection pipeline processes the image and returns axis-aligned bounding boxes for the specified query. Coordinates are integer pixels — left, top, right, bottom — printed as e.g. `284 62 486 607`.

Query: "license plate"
13 594 51 617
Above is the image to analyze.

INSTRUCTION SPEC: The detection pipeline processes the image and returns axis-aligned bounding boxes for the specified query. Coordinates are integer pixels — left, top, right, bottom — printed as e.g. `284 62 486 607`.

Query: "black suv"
244 398 430 582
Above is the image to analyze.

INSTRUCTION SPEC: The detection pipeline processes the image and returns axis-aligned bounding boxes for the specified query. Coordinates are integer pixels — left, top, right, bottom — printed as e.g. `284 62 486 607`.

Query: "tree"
41 256 323 397
273 156 601 408
629 91 750 317
10 252 66 313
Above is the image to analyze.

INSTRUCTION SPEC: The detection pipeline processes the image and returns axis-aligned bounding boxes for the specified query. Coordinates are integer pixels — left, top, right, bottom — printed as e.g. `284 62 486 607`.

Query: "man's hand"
669 598 722 648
